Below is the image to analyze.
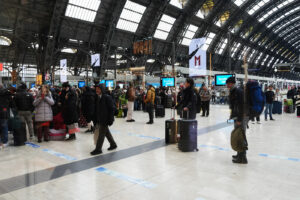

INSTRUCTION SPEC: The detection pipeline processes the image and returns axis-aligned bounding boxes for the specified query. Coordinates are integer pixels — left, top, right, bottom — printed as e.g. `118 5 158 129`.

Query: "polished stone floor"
0 105 299 200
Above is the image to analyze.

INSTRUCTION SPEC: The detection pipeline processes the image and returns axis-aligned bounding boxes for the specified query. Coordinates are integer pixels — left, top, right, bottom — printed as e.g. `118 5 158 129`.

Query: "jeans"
0 119 8 144
265 103 273 119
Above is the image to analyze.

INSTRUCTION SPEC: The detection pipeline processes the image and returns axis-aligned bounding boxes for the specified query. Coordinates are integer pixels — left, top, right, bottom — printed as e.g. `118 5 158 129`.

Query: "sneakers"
90 150 103 155
65 134 76 141
3 143 9 147
107 145 117 151
126 119 135 122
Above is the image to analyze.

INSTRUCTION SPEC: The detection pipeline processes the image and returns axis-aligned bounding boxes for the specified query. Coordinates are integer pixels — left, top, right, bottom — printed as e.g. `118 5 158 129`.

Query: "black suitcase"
156 105 165 118
12 118 27 146
165 109 178 144
178 119 198 152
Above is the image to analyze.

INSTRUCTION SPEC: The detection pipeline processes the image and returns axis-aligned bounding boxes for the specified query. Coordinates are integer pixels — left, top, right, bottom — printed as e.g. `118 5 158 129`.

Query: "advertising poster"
60 59 67 83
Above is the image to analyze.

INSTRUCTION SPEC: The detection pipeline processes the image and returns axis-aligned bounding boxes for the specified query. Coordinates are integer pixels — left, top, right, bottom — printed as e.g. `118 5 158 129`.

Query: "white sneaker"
3 143 9 147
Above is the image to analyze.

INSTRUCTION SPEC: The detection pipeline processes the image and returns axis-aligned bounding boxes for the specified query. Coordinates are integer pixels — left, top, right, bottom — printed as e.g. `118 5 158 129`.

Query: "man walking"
226 77 248 164
91 84 117 155
265 85 275 121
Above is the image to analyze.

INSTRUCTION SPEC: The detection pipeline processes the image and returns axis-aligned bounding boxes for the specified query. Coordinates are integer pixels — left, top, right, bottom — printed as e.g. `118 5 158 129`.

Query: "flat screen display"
106 80 114 88
100 80 105 84
195 83 202 88
161 77 175 87
31 83 36 88
215 74 235 86
146 83 160 88
78 81 85 88
12 84 16 88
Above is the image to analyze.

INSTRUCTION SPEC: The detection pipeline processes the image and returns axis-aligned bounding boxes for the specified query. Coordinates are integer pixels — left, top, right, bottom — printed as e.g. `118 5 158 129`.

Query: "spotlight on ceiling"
147 59 155 63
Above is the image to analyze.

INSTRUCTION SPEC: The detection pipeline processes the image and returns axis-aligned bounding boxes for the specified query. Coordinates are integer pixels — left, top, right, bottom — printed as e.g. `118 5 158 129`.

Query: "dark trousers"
123 108 128 118
147 103 154 122
95 125 117 151
201 101 210 116
297 106 300 117
36 122 49 140
212 96 216 103
251 116 260 122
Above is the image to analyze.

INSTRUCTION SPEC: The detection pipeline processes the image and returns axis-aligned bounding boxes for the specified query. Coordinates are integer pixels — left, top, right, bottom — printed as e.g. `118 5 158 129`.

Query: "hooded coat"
81 87 96 122
60 88 78 125
0 88 12 120
177 86 197 119
33 92 55 122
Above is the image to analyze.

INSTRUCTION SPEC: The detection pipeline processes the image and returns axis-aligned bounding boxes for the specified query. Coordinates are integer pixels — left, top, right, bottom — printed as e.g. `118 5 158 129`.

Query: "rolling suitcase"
178 119 198 152
165 109 178 144
13 118 27 146
155 105 165 118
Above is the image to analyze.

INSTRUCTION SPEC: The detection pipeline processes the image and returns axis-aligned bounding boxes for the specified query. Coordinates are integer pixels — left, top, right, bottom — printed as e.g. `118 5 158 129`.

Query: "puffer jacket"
33 92 54 122
144 87 156 104
14 89 34 111
0 88 12 120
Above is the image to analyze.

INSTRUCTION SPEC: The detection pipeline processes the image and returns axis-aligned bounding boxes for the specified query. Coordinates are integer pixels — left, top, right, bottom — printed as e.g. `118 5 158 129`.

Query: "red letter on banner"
194 56 201 66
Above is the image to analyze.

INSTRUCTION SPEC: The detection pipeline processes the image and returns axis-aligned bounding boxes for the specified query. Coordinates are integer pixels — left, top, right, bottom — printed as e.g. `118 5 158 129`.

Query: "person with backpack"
226 77 248 164
126 82 135 122
175 78 197 120
14 83 35 139
264 85 275 121
91 84 117 155
144 85 156 124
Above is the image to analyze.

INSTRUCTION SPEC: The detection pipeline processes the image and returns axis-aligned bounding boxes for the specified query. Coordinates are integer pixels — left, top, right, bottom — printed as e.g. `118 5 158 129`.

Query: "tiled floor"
0 105 299 200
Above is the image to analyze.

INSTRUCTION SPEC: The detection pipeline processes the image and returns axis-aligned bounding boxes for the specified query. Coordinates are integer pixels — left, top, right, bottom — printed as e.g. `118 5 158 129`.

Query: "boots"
65 134 76 141
232 152 248 164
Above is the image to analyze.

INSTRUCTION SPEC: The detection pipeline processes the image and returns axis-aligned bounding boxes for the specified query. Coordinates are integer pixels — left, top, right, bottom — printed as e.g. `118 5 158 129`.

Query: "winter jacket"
176 86 197 119
33 92 54 122
60 89 78 125
14 89 34 112
200 90 211 102
144 87 156 104
93 94 114 126
265 90 275 104
81 87 96 122
229 86 244 122
0 88 12 120
51 90 61 116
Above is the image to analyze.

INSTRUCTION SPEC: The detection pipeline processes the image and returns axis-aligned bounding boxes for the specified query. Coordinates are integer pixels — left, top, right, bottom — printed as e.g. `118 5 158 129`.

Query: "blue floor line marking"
258 153 300 162
42 149 77 161
197 122 232 136
199 144 231 152
128 133 161 140
25 142 40 148
96 167 157 189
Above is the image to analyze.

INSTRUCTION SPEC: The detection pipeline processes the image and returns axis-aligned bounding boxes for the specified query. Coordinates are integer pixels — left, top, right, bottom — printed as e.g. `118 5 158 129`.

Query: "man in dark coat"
14 83 34 138
60 82 79 141
226 77 248 164
176 78 197 119
91 84 117 155
0 85 12 146
81 86 96 132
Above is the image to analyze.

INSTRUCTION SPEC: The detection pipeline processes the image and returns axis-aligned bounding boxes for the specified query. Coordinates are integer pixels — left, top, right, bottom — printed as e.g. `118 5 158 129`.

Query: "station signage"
189 38 207 77
133 39 152 55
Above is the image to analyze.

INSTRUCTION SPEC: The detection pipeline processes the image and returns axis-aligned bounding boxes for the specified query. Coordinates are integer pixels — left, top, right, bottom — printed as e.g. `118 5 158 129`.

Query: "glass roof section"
0 36 12 46
181 24 198 46
154 14 176 40
116 0 146 33
255 52 263 64
231 42 241 57
202 32 216 51
273 16 300 33
65 0 101 22
248 0 270 15
196 0 214 19
170 0 185 9
233 0 247 7
217 38 228 55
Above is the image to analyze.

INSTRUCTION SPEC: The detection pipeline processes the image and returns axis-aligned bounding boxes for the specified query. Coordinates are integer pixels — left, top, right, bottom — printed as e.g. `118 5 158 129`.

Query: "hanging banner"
91 54 100 67
189 38 207 77
0 63 3 71
60 59 67 83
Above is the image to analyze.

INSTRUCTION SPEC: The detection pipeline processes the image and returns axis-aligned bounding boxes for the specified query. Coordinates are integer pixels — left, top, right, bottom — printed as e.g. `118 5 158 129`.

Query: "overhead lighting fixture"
147 59 155 63
61 48 77 54
0 28 13 32
111 54 122 59
175 62 180 66
0 36 12 46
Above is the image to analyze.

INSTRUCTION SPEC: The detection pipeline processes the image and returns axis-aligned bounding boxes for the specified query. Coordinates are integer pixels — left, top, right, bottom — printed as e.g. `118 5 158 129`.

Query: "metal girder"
43 0 67 75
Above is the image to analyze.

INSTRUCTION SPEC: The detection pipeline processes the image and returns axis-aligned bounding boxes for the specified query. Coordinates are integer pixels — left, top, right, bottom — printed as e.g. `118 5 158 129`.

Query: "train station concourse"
0 0 300 199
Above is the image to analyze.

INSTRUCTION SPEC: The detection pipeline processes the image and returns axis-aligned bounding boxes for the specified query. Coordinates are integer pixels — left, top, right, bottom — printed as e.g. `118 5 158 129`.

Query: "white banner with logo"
91 53 100 67
189 38 207 76
60 59 67 83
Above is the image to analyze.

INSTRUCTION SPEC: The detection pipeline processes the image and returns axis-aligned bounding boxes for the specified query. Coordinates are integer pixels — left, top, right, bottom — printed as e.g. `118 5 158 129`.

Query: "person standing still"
91 84 117 155
126 83 135 122
265 85 275 121
144 85 155 124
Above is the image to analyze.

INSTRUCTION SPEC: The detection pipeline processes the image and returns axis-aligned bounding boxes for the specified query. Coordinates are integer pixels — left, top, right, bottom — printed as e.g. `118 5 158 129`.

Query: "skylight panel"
233 0 247 7
116 0 146 33
217 39 228 55
65 0 101 22
180 25 198 46
154 14 176 40
255 52 263 64
231 42 241 57
247 0 270 15
170 0 184 9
